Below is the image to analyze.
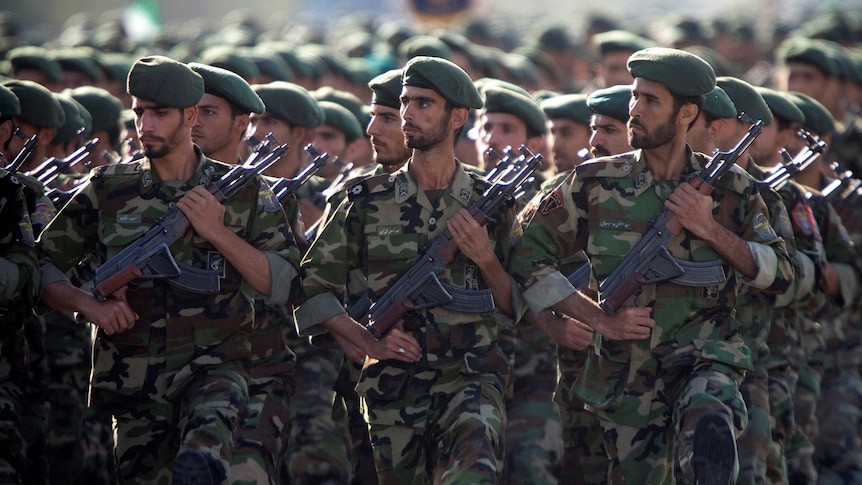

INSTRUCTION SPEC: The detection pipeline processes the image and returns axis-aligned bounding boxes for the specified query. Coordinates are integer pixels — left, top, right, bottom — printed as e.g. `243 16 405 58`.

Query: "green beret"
248 50 293 82
536 26 576 51
715 76 773 125
0 83 21 120
52 94 87 144
786 92 835 135
587 84 632 123
482 85 547 136
52 47 101 82
127 56 204 108
398 35 454 62
7 46 64 83
253 81 323 128
592 30 654 56
627 47 715 96
313 87 368 131
368 68 403 110
777 38 839 77
702 86 737 119
189 62 265 114
755 87 805 124
402 56 482 109
3 79 65 128
540 93 591 126
68 86 123 133
319 101 364 143
97 52 134 83
475 77 531 98
197 46 261 81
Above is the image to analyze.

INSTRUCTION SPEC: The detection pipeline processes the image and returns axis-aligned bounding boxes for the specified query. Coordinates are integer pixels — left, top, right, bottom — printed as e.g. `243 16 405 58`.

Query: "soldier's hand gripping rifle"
92 142 289 301
566 121 763 314
351 145 543 339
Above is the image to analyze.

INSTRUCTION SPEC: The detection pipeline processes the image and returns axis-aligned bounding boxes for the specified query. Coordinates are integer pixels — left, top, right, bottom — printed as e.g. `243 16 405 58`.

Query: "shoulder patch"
791 201 815 236
347 173 396 201
752 211 778 241
258 182 282 213
574 156 636 179
95 161 143 177
539 188 565 215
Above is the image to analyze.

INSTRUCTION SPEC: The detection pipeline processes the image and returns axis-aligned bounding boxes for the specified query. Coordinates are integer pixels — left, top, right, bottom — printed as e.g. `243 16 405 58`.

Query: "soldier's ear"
450 106 469 131
678 103 699 127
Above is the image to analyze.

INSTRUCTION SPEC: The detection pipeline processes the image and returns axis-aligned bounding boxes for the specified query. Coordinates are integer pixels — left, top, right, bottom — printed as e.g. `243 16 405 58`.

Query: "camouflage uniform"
296 161 520 485
734 163 796 485
509 150 793 485
230 194 301 485
38 149 301 482
764 179 821 485
806 189 862 485
0 169 40 484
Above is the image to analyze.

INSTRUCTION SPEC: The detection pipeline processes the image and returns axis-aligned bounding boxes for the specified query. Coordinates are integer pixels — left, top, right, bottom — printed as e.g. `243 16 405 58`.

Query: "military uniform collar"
627 147 707 197
139 146 217 195
393 158 476 208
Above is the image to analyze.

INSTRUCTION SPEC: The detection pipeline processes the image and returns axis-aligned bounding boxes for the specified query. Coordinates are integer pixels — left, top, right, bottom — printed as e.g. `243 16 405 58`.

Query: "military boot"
173 449 226 485
692 411 738 485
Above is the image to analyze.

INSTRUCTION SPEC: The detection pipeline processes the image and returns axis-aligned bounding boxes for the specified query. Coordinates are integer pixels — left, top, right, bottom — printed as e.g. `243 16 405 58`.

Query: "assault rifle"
758 129 828 191
269 144 329 203
6 131 38 173
565 121 763 314
28 138 100 187
350 145 543 339
92 142 289 301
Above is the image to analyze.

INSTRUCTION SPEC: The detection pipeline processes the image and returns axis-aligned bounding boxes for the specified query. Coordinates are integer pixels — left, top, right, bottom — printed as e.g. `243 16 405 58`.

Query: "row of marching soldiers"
1 38 862 485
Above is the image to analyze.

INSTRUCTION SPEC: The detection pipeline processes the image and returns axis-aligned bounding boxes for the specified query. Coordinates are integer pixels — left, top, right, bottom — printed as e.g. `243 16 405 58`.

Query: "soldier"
546 83 636 485
1 80 65 173
68 86 124 167
589 30 654 89
189 62 266 165
509 47 793 485
471 80 561 485
540 93 592 174
0 83 42 485
189 61 296 484
295 56 523 484
785 92 862 485
37 55 302 483
587 84 634 159
250 81 327 230
7 45 65 92
711 76 792 485
312 100 365 179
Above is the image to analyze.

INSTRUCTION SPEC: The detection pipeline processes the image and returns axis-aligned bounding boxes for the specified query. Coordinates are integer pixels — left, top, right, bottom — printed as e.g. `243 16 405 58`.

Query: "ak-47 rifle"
28 138 100 187
565 121 763 314
6 131 38 174
269 144 329 203
350 145 543 339
758 129 828 192
92 142 289 301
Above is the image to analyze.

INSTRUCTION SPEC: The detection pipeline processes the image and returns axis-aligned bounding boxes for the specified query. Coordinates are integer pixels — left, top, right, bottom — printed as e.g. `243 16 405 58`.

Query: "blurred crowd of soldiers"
0 4 862 485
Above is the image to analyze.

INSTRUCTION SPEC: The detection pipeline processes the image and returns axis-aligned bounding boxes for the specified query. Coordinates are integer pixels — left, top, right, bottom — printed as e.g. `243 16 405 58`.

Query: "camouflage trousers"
281 334 351 485
0 332 27 484
499 324 561 485
111 364 248 483
814 356 862 485
21 313 49 483
597 361 747 485
42 311 118 485
765 363 797 485
736 364 771 485
556 349 607 485
229 373 292 484
363 365 506 485
333 359 378 485
786 320 824 485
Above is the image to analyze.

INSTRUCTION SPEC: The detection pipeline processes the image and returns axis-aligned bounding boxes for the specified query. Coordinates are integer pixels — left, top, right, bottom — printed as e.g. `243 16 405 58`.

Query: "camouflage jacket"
37 148 301 407
296 160 521 374
0 169 40 325
509 149 793 427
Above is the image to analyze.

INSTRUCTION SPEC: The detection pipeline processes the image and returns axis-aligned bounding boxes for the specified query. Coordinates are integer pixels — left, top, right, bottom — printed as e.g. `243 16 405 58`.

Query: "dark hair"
672 93 704 130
